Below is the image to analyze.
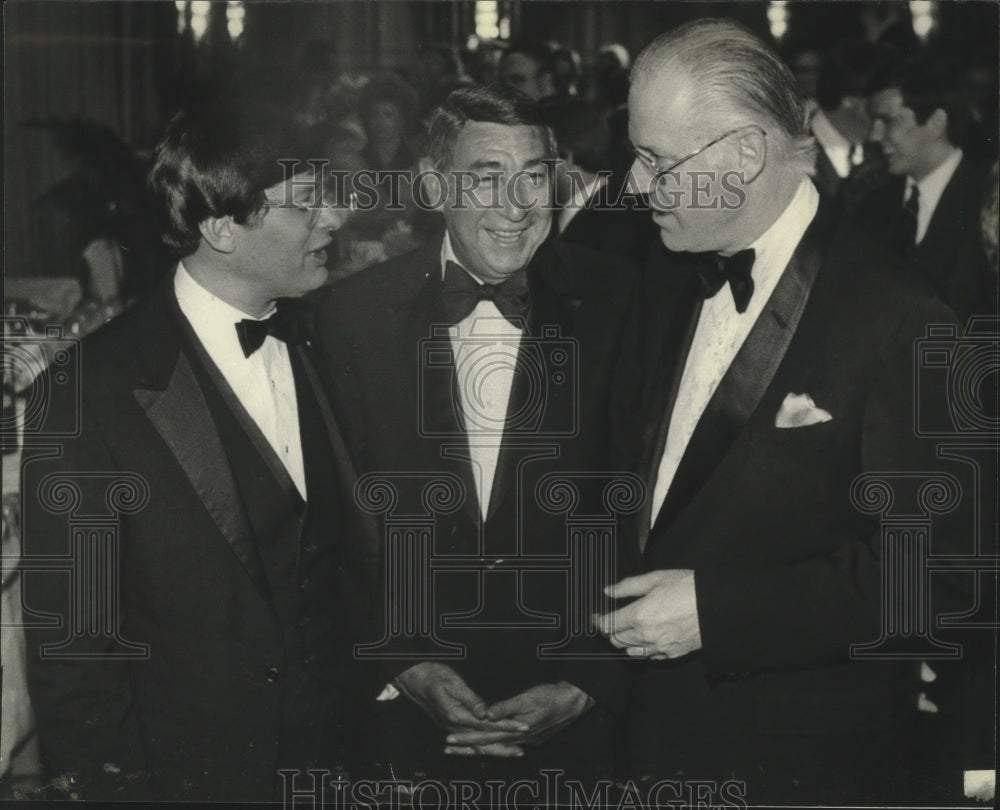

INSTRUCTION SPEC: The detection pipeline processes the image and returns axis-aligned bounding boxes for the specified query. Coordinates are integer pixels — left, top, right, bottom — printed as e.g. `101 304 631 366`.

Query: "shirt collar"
440 232 485 285
174 261 276 361
907 147 962 216
743 177 820 308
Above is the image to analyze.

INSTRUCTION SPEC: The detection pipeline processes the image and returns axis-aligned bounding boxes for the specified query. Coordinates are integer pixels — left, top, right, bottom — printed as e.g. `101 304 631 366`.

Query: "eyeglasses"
262 190 359 228
630 125 767 177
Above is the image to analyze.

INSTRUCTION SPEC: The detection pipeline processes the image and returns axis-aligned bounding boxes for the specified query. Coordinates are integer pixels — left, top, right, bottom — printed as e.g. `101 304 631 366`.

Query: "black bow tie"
235 310 304 358
441 260 530 327
695 248 756 314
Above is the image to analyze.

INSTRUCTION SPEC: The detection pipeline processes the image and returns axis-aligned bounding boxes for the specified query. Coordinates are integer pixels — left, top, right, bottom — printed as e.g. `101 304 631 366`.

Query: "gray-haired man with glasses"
596 18 971 805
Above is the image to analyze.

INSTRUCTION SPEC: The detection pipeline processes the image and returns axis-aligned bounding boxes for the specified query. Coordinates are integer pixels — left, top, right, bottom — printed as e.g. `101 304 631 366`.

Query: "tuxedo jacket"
311 238 638 778
612 199 978 803
853 155 996 322
21 276 380 801
810 139 889 219
557 163 659 266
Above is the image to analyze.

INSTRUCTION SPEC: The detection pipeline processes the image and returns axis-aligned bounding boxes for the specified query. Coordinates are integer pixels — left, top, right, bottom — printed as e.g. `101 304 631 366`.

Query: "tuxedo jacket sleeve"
21 352 153 800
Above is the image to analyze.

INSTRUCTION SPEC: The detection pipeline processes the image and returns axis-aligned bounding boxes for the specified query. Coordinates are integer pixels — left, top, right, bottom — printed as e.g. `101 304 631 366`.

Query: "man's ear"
418 157 448 210
736 127 767 183
926 108 949 140
198 216 236 253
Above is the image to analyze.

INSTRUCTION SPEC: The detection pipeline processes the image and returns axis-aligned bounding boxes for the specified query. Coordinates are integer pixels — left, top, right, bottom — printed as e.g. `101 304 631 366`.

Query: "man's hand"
394 662 528 757
443 682 593 754
593 570 702 659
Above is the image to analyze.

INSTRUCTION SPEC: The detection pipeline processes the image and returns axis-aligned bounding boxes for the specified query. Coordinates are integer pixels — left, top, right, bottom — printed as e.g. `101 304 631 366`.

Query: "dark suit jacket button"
302 653 318 667
265 666 280 683
299 577 310 591
302 543 318 555
297 615 311 629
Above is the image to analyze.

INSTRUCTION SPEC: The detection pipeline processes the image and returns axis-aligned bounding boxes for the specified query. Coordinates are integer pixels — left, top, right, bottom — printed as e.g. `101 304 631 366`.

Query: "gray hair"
631 18 816 173
426 84 556 170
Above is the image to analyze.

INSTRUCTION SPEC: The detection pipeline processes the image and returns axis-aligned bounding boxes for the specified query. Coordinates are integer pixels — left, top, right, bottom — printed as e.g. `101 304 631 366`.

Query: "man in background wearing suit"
859 55 996 321
809 38 887 214
313 85 635 784
596 19 974 805
22 101 378 801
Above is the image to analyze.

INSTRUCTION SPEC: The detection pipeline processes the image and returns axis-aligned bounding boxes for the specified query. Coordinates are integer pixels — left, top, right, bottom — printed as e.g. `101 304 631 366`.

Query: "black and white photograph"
2 1 997 808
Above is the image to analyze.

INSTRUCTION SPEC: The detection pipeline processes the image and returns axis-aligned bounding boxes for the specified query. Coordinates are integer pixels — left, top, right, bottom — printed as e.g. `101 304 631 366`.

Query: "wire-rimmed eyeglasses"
630 125 767 177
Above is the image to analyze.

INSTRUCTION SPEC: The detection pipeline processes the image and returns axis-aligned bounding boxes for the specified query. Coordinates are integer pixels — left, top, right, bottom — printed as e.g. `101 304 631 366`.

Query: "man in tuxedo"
858 55 995 321
595 19 974 804
809 39 887 214
313 85 635 784
21 101 379 801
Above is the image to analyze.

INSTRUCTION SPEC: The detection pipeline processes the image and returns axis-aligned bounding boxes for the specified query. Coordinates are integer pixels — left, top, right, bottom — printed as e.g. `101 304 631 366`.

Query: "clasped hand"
394 663 592 758
592 569 702 660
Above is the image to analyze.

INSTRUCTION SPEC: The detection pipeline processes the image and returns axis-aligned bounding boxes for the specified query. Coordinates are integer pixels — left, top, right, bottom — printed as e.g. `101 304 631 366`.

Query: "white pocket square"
775 392 833 428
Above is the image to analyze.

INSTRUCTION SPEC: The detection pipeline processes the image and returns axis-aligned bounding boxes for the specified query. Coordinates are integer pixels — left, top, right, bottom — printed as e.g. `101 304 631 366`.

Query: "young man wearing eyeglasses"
21 99 377 802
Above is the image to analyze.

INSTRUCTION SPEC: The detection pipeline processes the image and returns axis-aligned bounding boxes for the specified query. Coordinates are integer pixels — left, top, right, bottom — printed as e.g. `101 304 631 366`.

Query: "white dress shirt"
811 109 863 179
441 234 523 521
650 178 820 525
905 147 962 244
174 262 307 499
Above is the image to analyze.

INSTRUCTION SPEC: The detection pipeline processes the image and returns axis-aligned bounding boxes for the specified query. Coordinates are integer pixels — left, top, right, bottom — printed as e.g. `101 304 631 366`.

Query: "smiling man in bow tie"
22 100 379 802
596 19 975 804
312 84 636 784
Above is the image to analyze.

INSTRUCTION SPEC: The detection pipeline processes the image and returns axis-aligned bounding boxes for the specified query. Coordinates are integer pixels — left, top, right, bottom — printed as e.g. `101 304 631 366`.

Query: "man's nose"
629 157 655 196
499 184 529 221
314 203 347 231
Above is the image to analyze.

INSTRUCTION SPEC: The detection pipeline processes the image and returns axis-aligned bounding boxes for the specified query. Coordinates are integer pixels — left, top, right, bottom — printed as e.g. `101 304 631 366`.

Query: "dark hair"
358 72 419 132
147 98 323 256
539 97 610 173
816 40 884 112
426 84 556 169
500 42 557 78
867 53 972 145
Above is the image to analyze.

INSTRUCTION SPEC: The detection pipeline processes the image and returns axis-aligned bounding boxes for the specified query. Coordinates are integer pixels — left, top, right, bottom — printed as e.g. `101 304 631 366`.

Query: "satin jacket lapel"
294 344 380 577
651 203 831 541
485 253 581 521
632 251 703 552
132 330 266 595
404 268 483 525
